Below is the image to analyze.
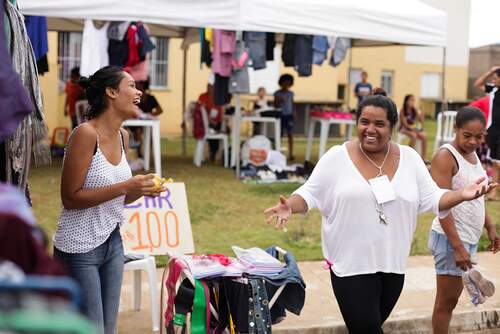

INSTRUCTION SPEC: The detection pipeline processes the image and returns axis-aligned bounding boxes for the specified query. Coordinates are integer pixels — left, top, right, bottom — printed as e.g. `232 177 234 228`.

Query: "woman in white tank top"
53 66 163 334
429 106 500 333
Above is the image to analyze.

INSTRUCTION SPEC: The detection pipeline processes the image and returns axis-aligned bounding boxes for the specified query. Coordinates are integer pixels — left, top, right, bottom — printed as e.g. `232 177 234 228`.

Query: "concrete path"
117 253 500 333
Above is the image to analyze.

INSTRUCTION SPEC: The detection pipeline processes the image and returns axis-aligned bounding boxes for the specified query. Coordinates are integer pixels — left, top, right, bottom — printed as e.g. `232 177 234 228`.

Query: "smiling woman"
52 66 164 334
264 95 497 333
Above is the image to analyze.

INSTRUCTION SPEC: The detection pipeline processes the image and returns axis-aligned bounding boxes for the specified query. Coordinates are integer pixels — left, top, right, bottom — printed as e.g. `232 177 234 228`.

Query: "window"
380 71 394 96
148 37 169 89
337 84 346 100
57 32 82 86
349 68 362 85
420 73 441 99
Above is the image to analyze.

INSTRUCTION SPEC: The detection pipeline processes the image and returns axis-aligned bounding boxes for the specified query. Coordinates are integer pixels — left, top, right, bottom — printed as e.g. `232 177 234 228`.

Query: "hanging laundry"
108 22 130 67
199 28 212 68
211 29 236 77
80 20 109 76
330 37 351 67
107 21 130 41
294 35 313 77
282 34 296 67
126 24 155 81
125 23 140 67
244 31 266 70
266 32 275 61
204 28 213 46
0 0 32 141
24 16 49 75
5 1 50 193
213 74 231 106
312 36 329 65
229 40 250 94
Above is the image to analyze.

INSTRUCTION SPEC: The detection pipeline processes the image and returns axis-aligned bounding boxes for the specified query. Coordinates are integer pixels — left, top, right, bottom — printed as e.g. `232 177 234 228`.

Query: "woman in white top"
429 106 499 334
53 66 162 334
264 95 497 333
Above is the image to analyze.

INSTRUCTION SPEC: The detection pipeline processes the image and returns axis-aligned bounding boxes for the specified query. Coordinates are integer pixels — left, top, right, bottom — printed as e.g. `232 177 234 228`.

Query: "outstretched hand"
264 195 292 230
461 177 498 201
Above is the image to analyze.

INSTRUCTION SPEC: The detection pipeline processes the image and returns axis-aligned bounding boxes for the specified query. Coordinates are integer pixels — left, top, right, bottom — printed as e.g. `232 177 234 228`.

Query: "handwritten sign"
122 183 195 255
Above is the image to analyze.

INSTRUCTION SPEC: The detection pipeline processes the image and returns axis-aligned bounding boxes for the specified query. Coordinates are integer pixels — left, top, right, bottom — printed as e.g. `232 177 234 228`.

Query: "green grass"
30 120 500 266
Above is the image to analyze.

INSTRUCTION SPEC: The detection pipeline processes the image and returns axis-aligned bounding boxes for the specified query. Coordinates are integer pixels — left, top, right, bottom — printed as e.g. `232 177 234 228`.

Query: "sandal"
469 268 495 297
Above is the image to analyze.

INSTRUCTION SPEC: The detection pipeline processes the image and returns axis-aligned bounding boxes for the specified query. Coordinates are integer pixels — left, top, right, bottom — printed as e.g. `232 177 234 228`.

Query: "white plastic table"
305 116 355 161
123 119 162 176
230 116 281 166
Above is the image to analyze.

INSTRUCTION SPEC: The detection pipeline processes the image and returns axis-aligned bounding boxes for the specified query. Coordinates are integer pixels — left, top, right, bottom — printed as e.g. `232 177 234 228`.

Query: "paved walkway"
117 253 500 333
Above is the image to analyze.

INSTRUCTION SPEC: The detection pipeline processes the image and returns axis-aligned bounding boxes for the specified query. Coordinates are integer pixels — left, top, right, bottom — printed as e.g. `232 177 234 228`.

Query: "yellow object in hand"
152 175 167 192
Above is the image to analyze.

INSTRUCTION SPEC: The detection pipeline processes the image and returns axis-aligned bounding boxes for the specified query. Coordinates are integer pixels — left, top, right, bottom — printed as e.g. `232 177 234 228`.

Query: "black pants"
330 271 404 334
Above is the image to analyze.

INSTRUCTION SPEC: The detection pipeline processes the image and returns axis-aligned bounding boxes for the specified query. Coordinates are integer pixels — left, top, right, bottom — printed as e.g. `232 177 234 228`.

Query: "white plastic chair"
193 106 229 168
124 256 160 332
74 100 89 125
433 111 457 153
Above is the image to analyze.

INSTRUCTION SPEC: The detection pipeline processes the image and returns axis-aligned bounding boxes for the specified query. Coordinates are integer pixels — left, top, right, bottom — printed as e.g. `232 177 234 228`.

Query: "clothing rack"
161 246 292 333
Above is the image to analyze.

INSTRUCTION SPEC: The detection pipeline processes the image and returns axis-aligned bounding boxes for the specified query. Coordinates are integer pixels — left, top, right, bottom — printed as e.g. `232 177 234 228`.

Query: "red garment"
125 24 140 68
469 96 491 128
0 214 66 276
198 92 223 123
64 80 84 117
192 102 205 140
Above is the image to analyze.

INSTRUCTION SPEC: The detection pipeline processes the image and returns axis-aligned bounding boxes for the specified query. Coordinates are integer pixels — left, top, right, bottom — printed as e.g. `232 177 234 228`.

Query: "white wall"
405 0 470 66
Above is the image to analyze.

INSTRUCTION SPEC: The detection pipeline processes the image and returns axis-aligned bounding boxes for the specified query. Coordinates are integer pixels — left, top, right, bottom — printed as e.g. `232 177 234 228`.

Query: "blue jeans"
54 226 124 334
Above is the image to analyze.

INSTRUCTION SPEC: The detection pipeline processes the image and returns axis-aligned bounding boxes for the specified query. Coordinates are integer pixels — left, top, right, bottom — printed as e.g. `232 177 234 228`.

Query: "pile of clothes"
164 246 306 334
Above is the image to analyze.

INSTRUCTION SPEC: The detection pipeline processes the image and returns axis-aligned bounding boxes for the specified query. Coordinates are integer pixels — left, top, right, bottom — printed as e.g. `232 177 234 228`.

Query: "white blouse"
294 143 448 277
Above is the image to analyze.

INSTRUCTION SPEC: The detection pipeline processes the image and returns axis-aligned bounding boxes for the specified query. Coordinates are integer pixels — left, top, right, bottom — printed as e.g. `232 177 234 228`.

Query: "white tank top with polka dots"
54 130 132 253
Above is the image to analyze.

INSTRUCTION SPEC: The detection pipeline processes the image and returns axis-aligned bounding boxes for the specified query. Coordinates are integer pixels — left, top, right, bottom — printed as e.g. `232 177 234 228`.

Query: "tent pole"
234 94 241 178
181 47 188 156
346 47 353 111
441 46 447 113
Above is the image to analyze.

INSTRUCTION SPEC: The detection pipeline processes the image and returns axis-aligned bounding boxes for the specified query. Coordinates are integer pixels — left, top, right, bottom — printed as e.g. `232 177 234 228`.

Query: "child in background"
274 74 295 161
254 87 269 111
64 67 85 129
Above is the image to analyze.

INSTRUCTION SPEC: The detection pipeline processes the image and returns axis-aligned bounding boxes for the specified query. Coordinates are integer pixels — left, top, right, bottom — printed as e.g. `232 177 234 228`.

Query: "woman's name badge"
368 175 396 204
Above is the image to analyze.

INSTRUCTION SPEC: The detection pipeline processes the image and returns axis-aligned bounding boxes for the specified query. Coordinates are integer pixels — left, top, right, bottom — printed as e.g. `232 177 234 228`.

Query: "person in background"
473 66 500 201
130 78 164 156
252 86 269 135
198 82 224 162
399 94 428 161
274 74 295 161
264 94 496 333
354 71 372 106
254 87 269 111
64 67 85 129
137 77 163 117
53 66 162 334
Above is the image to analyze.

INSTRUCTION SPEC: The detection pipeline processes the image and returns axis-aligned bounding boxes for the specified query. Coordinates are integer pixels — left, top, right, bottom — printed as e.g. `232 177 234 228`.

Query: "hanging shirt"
211 29 236 77
24 16 48 61
294 35 313 77
330 37 351 67
80 20 109 77
293 144 448 277
312 36 329 65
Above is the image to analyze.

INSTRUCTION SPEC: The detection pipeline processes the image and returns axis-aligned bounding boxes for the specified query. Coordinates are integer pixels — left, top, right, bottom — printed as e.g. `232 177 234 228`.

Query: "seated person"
253 87 269 134
130 78 163 157
399 94 428 161
198 83 224 162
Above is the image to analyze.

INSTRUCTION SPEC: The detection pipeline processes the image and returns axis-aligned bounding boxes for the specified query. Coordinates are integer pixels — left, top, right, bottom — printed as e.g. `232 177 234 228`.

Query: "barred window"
380 70 394 97
57 32 82 87
148 37 169 89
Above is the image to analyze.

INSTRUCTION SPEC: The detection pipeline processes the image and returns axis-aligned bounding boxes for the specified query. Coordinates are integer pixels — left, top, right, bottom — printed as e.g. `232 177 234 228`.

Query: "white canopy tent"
19 0 448 176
